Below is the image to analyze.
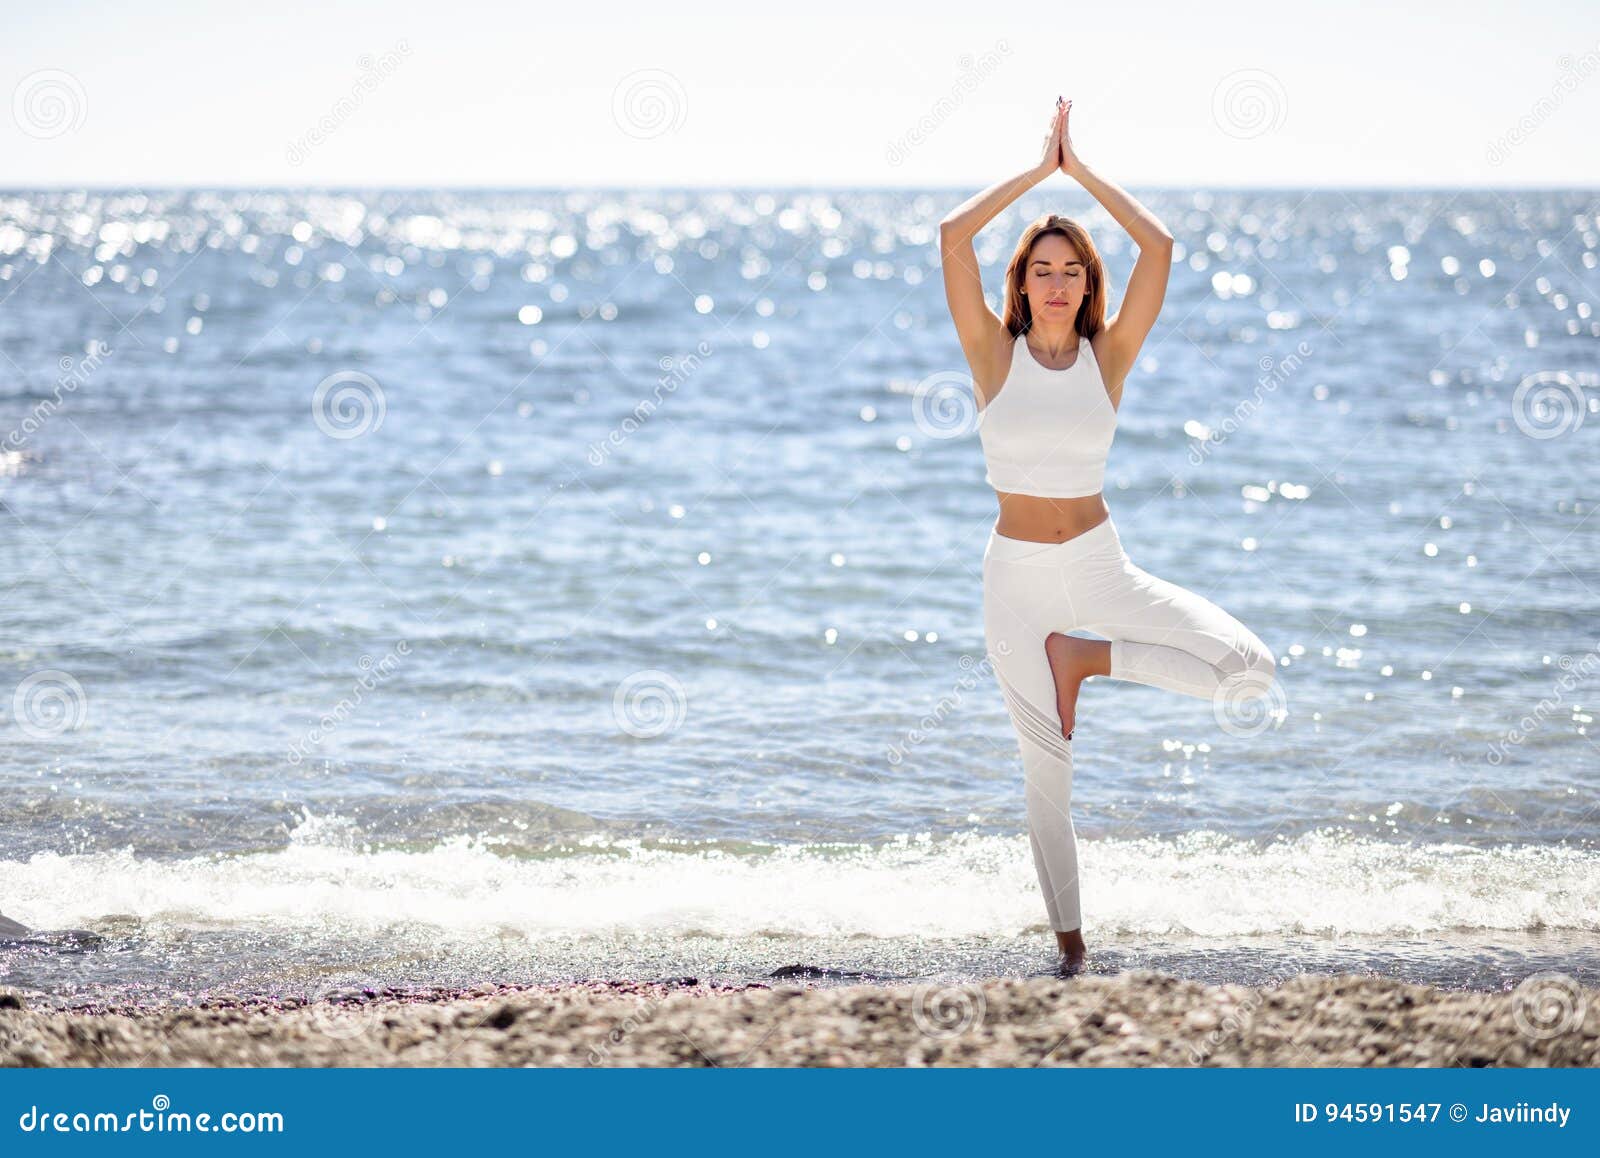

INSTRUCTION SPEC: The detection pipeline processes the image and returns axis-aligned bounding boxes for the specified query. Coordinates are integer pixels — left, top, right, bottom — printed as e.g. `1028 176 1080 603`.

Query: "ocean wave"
5 813 1595 942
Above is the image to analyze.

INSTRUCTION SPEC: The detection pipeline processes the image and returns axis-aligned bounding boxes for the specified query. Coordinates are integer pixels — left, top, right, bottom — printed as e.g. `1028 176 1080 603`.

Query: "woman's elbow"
939 221 975 255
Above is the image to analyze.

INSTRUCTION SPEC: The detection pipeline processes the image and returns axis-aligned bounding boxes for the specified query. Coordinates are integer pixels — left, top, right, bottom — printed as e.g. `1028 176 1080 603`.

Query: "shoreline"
3 970 1596 1068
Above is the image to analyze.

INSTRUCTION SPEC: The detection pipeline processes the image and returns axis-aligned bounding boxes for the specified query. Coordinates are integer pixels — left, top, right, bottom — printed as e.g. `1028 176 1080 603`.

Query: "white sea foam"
6 812 1596 943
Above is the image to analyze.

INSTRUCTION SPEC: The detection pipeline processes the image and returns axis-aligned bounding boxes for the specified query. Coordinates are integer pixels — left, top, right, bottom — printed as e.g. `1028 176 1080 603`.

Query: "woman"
939 99 1281 975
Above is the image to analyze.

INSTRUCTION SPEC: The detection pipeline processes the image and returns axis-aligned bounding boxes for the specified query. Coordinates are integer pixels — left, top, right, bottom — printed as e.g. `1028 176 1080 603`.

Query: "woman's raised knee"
1236 650 1281 705
1246 640 1280 685
1213 638 1279 700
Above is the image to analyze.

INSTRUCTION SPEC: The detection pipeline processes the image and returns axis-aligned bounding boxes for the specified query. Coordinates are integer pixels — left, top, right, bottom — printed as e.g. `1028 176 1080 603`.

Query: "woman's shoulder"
1084 326 1125 403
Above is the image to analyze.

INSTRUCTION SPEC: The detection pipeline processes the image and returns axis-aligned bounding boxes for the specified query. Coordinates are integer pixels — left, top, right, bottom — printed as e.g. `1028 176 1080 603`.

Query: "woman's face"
1023 232 1086 321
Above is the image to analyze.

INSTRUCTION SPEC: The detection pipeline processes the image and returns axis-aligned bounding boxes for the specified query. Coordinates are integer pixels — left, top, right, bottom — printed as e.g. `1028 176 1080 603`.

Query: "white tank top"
977 333 1116 498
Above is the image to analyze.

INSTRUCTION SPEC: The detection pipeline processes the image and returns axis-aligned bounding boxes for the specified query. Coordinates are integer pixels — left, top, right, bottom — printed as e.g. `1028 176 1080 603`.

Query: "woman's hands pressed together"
1033 100 1065 180
1057 97 1082 177
1033 97 1082 182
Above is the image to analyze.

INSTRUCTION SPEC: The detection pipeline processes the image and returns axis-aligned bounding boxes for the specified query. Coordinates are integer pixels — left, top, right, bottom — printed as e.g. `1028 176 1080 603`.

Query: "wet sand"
3 969 1596 1067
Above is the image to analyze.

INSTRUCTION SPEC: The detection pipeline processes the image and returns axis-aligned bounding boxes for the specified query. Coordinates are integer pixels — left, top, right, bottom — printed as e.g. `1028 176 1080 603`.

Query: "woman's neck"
1026 321 1080 360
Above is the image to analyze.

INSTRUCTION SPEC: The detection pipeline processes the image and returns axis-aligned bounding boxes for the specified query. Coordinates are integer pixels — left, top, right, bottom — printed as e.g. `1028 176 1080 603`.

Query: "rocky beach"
3 970 1596 1068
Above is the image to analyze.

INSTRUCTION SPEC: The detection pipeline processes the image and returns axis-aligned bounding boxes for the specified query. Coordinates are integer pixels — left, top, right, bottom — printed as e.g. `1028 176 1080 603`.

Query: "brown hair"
1001 214 1106 340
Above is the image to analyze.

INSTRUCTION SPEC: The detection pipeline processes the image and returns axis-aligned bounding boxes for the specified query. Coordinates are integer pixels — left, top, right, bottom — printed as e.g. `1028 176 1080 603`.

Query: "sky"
3 0 1598 188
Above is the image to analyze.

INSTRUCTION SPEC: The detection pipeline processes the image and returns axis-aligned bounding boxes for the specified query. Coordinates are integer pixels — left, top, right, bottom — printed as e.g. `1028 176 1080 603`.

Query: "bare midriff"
993 490 1110 543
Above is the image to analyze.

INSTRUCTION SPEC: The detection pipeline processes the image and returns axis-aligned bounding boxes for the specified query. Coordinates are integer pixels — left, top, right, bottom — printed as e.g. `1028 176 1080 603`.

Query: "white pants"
982 515 1280 932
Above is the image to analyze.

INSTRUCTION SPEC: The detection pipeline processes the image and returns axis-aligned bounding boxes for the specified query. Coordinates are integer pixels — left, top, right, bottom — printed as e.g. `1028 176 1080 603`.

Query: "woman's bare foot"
1054 927 1087 976
1043 633 1109 739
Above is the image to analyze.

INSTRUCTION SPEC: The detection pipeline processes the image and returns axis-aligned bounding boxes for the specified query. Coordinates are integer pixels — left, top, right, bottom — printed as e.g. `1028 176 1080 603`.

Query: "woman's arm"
1059 102 1174 391
938 104 1064 397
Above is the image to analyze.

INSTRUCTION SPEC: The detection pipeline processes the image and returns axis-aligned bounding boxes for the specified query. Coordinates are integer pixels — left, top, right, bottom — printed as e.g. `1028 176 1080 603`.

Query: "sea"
2 186 1597 1010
